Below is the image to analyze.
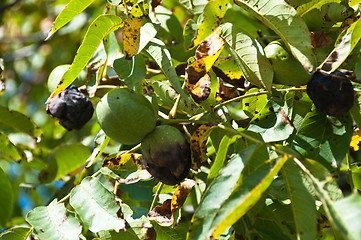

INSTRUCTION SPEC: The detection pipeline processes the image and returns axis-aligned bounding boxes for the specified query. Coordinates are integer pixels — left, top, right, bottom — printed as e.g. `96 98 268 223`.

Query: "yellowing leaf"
350 129 361 151
190 123 217 170
171 179 196 213
102 153 141 171
188 0 230 49
187 28 225 84
123 3 148 59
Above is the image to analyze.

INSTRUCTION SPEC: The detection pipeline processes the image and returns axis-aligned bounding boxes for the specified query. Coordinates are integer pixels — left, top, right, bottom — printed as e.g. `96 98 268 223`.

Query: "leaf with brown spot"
148 199 174 226
171 179 196 213
216 79 239 101
321 18 361 72
190 123 217 170
188 0 230 49
102 153 141 172
186 29 225 84
310 31 333 49
123 3 149 59
213 56 245 88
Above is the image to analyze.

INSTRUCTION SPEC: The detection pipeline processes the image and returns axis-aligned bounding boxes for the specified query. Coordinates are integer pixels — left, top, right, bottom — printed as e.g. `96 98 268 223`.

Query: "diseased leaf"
0 227 31 240
0 167 13 226
281 160 317 240
70 176 125 233
102 153 140 172
213 56 244 87
46 0 95 39
190 123 217 169
242 88 268 119
48 15 123 101
188 0 230 49
0 106 42 138
234 0 316 72
293 110 353 169
220 23 273 91
26 200 82 240
148 199 173 226
321 18 361 72
171 179 196 212
123 3 147 59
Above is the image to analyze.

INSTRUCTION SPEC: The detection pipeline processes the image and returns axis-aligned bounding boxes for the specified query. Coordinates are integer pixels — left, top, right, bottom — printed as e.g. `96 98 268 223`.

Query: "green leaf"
292 110 353 169
296 0 342 16
295 159 350 240
143 38 188 100
234 0 316 72
46 0 95 39
98 229 139 240
48 15 123 101
241 88 268 119
0 131 23 162
210 155 290 239
321 18 361 72
207 134 232 184
26 199 82 240
0 167 14 226
39 143 91 183
333 193 361 240
220 23 273 91
113 54 147 88
281 160 317 239
248 91 294 142
152 221 187 240
70 176 125 233
155 5 184 42
179 0 208 15
350 163 361 190
188 0 230 49
0 106 42 138
285 90 312 130
0 227 31 240
188 145 256 240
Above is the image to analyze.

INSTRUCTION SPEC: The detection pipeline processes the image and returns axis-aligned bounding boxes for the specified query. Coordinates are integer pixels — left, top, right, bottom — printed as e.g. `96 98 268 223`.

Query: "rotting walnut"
306 70 354 116
141 125 191 185
46 84 94 130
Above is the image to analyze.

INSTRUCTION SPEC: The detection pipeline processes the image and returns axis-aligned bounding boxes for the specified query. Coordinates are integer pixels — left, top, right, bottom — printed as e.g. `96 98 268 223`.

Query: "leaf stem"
149 182 164 211
58 193 71 203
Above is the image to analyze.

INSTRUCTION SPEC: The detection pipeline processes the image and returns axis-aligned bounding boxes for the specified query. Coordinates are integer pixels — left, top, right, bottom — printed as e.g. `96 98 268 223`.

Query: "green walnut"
141 125 191 185
96 88 157 145
264 40 312 86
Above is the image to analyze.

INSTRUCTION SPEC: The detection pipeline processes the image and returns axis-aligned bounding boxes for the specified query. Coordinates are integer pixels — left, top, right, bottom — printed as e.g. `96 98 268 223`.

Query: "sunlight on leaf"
46 0 95 40
48 15 123 101
350 129 361 151
220 23 273 91
321 18 361 72
281 160 317 239
188 0 230 49
26 200 82 240
234 0 316 72
70 177 125 233
296 0 342 17
0 227 31 240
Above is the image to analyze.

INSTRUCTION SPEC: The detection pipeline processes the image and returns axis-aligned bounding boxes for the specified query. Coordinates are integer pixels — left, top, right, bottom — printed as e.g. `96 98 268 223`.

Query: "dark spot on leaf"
245 103 250 107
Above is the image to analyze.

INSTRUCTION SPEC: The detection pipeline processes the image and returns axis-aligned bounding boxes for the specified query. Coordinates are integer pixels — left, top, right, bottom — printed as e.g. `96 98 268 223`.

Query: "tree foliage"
0 0 361 239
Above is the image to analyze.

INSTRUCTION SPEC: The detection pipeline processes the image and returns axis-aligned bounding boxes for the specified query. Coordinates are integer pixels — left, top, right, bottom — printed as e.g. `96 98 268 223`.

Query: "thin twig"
149 182 164 212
